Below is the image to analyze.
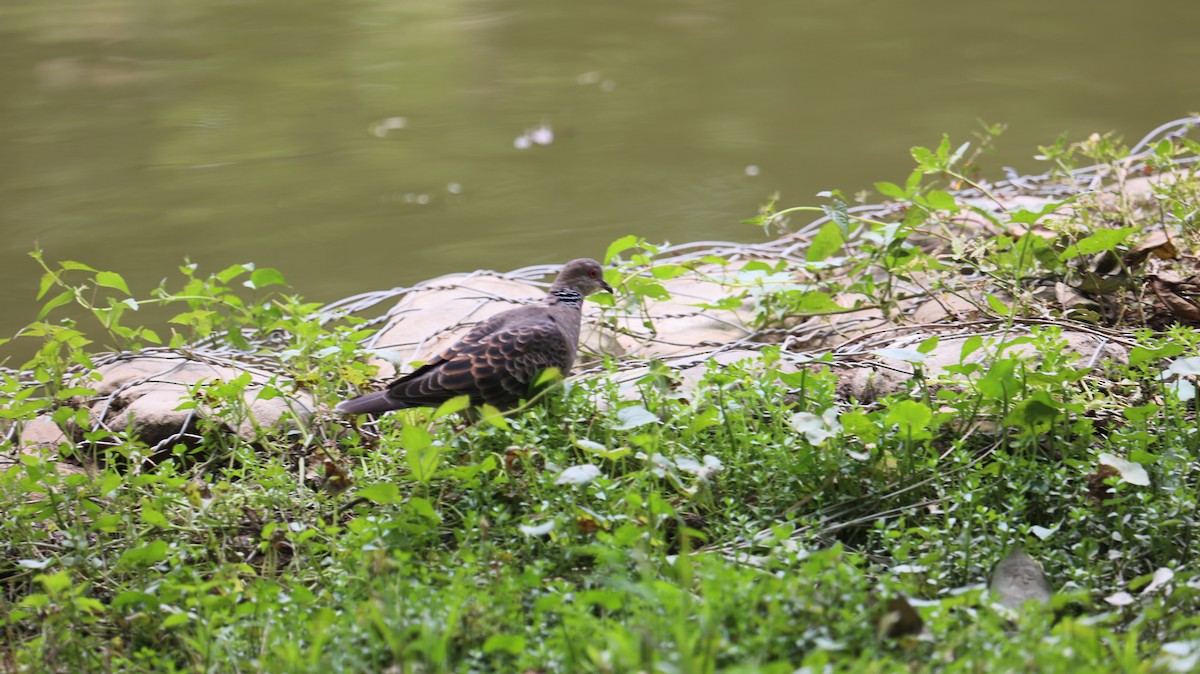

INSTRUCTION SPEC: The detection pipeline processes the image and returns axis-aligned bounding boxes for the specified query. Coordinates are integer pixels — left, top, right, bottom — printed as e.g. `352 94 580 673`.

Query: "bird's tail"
334 390 406 415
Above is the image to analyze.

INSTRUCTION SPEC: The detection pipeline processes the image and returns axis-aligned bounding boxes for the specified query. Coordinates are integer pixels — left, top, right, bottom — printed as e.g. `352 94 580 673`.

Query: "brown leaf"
1086 464 1119 507
323 458 353 493
1149 276 1200 322
1123 231 1177 268
878 595 924 639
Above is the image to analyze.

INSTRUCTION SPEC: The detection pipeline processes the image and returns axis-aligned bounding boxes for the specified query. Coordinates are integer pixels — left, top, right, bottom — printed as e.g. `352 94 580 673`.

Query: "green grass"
3 124 1200 672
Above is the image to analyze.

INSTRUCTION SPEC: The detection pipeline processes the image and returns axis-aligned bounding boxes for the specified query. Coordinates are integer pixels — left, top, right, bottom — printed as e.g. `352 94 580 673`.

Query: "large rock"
89 355 316 447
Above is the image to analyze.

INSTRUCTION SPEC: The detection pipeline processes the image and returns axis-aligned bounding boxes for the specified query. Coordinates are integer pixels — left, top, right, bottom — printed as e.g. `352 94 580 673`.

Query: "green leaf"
875 181 906 199
37 272 58 300
1128 343 1185 366
482 634 527 655
141 506 169 528
94 271 131 294
807 222 844 262
1060 227 1139 259
1123 403 1160 423
60 261 97 272
793 291 841 313
649 264 687 280
478 404 509 430
604 235 641 263
885 400 932 432
433 395 471 419
925 190 958 212
118 540 170 568
249 267 288 288
533 367 563 389
161 612 191 628
216 264 249 283
406 438 442 484
1004 392 1060 432
960 335 983 360
401 424 432 452
38 290 74 320
696 296 743 311
978 359 1019 401
910 145 936 169
904 168 923 193
985 294 1011 316
406 496 441 523
34 571 72 595
356 483 401 504
918 336 940 354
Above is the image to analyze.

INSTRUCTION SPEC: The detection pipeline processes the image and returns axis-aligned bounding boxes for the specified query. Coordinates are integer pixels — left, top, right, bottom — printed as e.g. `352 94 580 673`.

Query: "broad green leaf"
60 261 98 272
433 395 471 419
650 264 687 280
401 424 432 452
789 291 841 313
406 496 441 522
38 290 74 320
216 264 249 283
985 294 1011 316
141 506 169 528
1122 403 1160 422
925 190 958 212
356 483 401 504
885 400 932 432
161 612 191 628
978 359 1019 401
478 404 509 430
910 145 936 168
533 367 563 389
37 272 58 300
960 335 984 360
807 222 844 262
35 571 72 595
1060 226 1138 259
1128 343 1185 366
118 540 170 568
95 271 130 294
604 235 640 263
1003 393 1060 431
482 634 527 655
249 267 287 288
875 181 907 199
918 336 940 354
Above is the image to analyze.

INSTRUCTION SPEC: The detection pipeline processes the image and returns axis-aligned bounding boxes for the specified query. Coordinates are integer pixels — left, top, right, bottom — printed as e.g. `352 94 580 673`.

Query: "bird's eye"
589 269 597 278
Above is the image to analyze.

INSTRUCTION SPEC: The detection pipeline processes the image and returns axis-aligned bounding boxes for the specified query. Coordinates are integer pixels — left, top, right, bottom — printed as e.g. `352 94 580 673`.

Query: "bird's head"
553 258 614 296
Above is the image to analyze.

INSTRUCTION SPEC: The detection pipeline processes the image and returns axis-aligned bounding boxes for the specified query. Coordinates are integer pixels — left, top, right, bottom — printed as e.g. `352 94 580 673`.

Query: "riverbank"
3 119 1200 672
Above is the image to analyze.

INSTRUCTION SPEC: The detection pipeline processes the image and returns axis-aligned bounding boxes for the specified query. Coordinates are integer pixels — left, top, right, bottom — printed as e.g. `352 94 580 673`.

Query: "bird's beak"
601 280 614 294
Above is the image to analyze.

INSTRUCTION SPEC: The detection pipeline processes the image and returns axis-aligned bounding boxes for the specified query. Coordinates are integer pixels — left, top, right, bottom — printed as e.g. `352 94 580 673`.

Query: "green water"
2 0 1198 341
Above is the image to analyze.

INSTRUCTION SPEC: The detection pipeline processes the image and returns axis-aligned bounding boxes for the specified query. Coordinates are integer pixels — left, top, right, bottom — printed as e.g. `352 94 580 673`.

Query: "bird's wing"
387 314 572 407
